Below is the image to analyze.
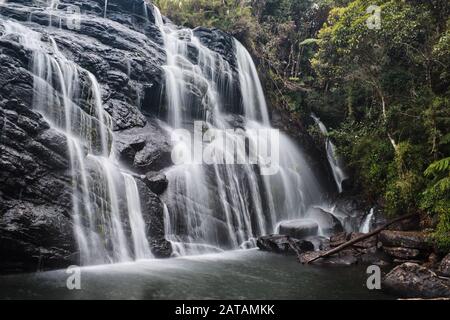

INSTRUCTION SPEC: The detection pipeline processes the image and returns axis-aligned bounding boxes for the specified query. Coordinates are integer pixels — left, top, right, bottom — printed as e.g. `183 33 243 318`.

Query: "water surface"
0 250 393 300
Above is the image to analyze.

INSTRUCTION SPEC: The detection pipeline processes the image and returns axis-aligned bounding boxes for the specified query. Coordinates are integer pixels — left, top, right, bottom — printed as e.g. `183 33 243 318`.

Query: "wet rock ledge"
257 216 450 299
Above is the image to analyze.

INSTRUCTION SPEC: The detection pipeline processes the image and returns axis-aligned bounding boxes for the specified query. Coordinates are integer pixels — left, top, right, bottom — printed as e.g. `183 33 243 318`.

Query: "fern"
435 177 450 192
424 157 450 177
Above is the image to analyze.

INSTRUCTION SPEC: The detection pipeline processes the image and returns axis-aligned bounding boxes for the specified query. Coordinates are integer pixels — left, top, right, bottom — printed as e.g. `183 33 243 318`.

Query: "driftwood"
305 213 418 264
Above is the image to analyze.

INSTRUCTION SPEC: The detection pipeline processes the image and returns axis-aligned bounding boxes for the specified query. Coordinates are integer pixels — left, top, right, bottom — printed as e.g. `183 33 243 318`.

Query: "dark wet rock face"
0 99 75 272
0 0 235 272
257 234 314 256
141 171 169 195
306 207 343 235
193 27 236 68
383 263 450 299
115 119 173 173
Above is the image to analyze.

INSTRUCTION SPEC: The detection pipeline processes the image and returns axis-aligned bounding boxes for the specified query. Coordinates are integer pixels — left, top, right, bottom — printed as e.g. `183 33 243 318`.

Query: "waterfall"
311 114 348 193
2 20 151 265
153 6 325 256
123 173 152 259
104 0 108 18
235 41 270 125
1 1 334 263
360 208 375 234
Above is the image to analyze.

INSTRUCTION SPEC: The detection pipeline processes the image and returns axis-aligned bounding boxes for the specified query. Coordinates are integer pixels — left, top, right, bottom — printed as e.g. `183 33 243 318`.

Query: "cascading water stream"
2 16 152 265
104 0 108 18
153 6 325 256
360 208 375 234
311 114 348 193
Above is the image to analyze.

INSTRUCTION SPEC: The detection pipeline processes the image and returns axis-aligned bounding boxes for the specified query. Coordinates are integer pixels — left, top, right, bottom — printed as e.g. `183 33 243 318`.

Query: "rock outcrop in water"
0 0 240 272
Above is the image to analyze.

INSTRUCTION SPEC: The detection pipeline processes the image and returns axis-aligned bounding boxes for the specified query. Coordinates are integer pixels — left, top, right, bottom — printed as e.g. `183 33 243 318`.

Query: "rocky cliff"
0 0 236 273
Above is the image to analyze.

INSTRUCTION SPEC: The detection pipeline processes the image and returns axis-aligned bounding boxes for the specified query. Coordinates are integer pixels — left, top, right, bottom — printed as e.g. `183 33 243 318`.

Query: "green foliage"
153 0 257 42
422 158 450 249
310 0 449 247
425 157 450 177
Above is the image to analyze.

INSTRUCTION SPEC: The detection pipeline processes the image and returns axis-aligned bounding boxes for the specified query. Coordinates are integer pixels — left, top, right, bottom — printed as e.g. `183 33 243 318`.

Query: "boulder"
278 219 319 239
257 235 314 255
115 120 173 173
379 230 430 250
142 172 169 195
383 247 423 260
438 253 450 277
383 263 450 298
306 207 343 234
150 238 173 258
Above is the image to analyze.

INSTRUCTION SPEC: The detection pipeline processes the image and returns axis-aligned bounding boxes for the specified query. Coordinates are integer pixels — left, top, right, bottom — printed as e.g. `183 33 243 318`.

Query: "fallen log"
305 213 418 264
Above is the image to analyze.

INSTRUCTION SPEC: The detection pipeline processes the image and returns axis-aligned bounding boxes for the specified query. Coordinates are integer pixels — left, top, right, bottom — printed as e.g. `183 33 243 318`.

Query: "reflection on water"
0 250 392 300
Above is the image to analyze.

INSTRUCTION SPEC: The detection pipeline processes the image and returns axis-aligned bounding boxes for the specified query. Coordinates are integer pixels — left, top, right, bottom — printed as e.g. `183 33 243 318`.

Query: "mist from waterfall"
2 17 152 265
311 114 348 193
153 6 325 256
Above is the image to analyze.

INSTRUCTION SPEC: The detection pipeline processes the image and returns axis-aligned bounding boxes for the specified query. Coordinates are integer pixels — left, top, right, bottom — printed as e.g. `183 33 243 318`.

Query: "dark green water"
0 250 393 300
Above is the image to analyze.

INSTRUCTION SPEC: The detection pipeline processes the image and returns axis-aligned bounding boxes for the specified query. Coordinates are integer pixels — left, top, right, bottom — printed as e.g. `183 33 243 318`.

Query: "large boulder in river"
383 263 450 298
257 235 314 255
278 219 319 239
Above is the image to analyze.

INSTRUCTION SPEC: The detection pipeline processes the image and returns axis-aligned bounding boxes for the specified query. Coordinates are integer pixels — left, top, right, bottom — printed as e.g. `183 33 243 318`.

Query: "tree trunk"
376 86 398 152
